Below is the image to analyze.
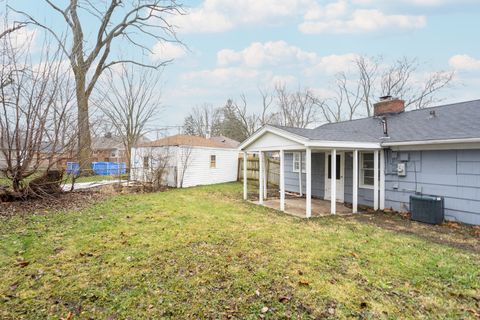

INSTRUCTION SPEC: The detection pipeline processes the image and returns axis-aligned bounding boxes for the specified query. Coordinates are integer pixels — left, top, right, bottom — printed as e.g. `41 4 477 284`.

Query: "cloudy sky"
12 0 480 130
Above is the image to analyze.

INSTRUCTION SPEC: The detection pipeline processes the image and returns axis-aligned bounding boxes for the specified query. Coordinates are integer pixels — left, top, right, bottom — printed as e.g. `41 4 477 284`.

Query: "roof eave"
382 137 480 147
238 125 309 150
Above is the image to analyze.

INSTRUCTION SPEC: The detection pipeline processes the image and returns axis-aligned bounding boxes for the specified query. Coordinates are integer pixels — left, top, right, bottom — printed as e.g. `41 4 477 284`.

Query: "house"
91 133 126 163
131 134 239 188
239 97 480 225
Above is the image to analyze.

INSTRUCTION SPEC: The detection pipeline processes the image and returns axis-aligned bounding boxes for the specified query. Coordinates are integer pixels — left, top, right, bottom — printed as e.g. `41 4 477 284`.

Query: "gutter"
381 137 480 147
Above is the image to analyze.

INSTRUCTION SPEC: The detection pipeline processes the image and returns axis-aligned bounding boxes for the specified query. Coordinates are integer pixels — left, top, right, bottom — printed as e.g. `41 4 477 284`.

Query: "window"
292 152 306 173
143 156 150 169
210 155 216 168
327 154 341 180
360 152 375 188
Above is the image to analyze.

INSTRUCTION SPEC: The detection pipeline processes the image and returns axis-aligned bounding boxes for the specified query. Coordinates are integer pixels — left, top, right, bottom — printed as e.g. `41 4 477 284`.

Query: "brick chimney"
373 96 405 116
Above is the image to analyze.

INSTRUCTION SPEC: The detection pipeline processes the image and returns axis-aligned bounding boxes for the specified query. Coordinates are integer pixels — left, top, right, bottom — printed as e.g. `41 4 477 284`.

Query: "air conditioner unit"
409 195 444 225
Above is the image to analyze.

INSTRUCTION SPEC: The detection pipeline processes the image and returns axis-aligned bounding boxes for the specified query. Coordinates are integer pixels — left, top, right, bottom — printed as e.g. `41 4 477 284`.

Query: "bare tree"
177 145 193 188
381 57 454 110
322 72 363 123
321 55 455 122
357 55 454 115
221 89 276 140
134 146 173 191
0 32 76 194
11 0 185 172
274 84 322 128
183 104 222 137
222 97 257 141
95 64 162 171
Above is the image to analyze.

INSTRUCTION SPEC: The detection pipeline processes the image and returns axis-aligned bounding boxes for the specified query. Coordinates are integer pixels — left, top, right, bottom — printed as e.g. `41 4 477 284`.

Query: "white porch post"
380 149 385 210
331 149 337 214
374 149 379 210
298 152 303 196
306 147 312 218
259 151 264 205
280 149 285 211
243 151 248 200
352 149 358 213
263 152 268 199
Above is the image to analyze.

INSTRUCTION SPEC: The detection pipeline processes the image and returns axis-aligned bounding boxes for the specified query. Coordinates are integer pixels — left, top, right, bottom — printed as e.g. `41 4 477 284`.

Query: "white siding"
130 146 178 187
179 147 239 188
245 132 303 151
131 146 239 188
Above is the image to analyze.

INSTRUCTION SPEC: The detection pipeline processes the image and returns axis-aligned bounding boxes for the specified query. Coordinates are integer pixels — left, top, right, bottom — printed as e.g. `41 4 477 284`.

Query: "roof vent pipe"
382 116 388 137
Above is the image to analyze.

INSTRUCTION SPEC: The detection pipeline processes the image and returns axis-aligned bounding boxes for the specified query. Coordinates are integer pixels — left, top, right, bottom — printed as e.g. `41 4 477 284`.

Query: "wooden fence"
238 156 279 186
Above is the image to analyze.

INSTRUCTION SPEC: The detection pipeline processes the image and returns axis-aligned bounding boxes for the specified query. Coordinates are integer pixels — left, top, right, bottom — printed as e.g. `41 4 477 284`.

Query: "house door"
324 152 345 202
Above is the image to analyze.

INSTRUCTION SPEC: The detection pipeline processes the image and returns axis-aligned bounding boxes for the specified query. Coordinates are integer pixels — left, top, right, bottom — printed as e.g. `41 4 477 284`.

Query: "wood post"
331 149 336 215
243 152 247 200
280 150 285 212
374 149 379 210
306 148 312 218
259 151 264 204
352 150 358 214
380 149 385 210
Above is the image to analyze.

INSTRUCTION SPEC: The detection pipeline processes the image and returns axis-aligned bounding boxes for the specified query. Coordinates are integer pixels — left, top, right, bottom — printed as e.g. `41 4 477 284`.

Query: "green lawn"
0 183 479 319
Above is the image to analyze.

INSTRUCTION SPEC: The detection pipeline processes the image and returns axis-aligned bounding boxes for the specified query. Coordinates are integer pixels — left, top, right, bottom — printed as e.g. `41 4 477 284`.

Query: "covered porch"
240 126 385 218
257 197 352 218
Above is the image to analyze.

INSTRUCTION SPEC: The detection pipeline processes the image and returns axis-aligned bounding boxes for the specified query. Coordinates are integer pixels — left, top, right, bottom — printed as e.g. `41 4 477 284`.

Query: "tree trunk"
125 145 131 175
75 74 92 173
12 177 20 193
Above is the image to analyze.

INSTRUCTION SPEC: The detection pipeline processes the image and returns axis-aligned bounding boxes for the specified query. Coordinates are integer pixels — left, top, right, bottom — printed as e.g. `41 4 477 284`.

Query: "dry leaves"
298 279 309 286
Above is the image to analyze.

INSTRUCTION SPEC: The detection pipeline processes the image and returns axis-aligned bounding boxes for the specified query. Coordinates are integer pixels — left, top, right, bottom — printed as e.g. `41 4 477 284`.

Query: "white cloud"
270 74 298 86
217 41 357 75
150 42 187 61
307 53 359 75
171 0 310 33
182 67 260 83
300 4 426 34
172 0 429 35
217 41 317 68
352 0 477 6
449 54 480 71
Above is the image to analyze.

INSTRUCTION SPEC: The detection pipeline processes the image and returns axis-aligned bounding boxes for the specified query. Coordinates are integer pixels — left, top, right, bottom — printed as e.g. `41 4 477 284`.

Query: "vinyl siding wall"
344 152 374 207
384 149 480 225
131 146 238 188
179 147 239 188
283 151 373 206
284 152 325 197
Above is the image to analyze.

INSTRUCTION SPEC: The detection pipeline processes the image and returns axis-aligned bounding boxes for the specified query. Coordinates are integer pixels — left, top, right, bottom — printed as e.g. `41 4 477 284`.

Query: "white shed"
131 135 239 188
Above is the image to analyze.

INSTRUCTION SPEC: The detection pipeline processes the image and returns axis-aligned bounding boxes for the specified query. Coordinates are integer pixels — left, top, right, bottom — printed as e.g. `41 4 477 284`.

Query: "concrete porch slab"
253 197 354 218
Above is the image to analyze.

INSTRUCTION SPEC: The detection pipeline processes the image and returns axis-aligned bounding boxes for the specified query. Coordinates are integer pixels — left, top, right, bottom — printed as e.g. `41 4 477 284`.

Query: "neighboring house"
239 97 480 225
131 134 239 188
91 133 126 163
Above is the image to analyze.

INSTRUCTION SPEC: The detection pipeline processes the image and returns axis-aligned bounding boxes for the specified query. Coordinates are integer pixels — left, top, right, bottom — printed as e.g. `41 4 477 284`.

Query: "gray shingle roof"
273 99 480 143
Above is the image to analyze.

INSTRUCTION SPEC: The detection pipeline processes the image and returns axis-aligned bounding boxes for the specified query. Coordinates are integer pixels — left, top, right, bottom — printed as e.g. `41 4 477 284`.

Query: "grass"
0 183 479 319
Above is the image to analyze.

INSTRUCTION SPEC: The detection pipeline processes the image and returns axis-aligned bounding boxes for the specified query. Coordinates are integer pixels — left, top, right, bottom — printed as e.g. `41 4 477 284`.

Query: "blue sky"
10 0 480 130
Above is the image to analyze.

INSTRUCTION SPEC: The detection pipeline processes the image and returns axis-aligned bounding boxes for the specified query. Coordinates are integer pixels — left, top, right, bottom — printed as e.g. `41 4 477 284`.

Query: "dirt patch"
0 189 110 217
347 211 480 254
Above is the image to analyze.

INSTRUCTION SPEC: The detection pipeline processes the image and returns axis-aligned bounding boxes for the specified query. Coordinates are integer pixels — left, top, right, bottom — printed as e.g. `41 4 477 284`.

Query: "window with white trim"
292 152 306 173
360 152 375 188
210 155 216 168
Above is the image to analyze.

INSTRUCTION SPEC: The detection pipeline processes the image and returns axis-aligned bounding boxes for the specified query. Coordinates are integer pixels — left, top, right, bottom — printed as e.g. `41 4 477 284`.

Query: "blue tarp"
92 162 127 176
66 162 80 175
66 162 126 176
